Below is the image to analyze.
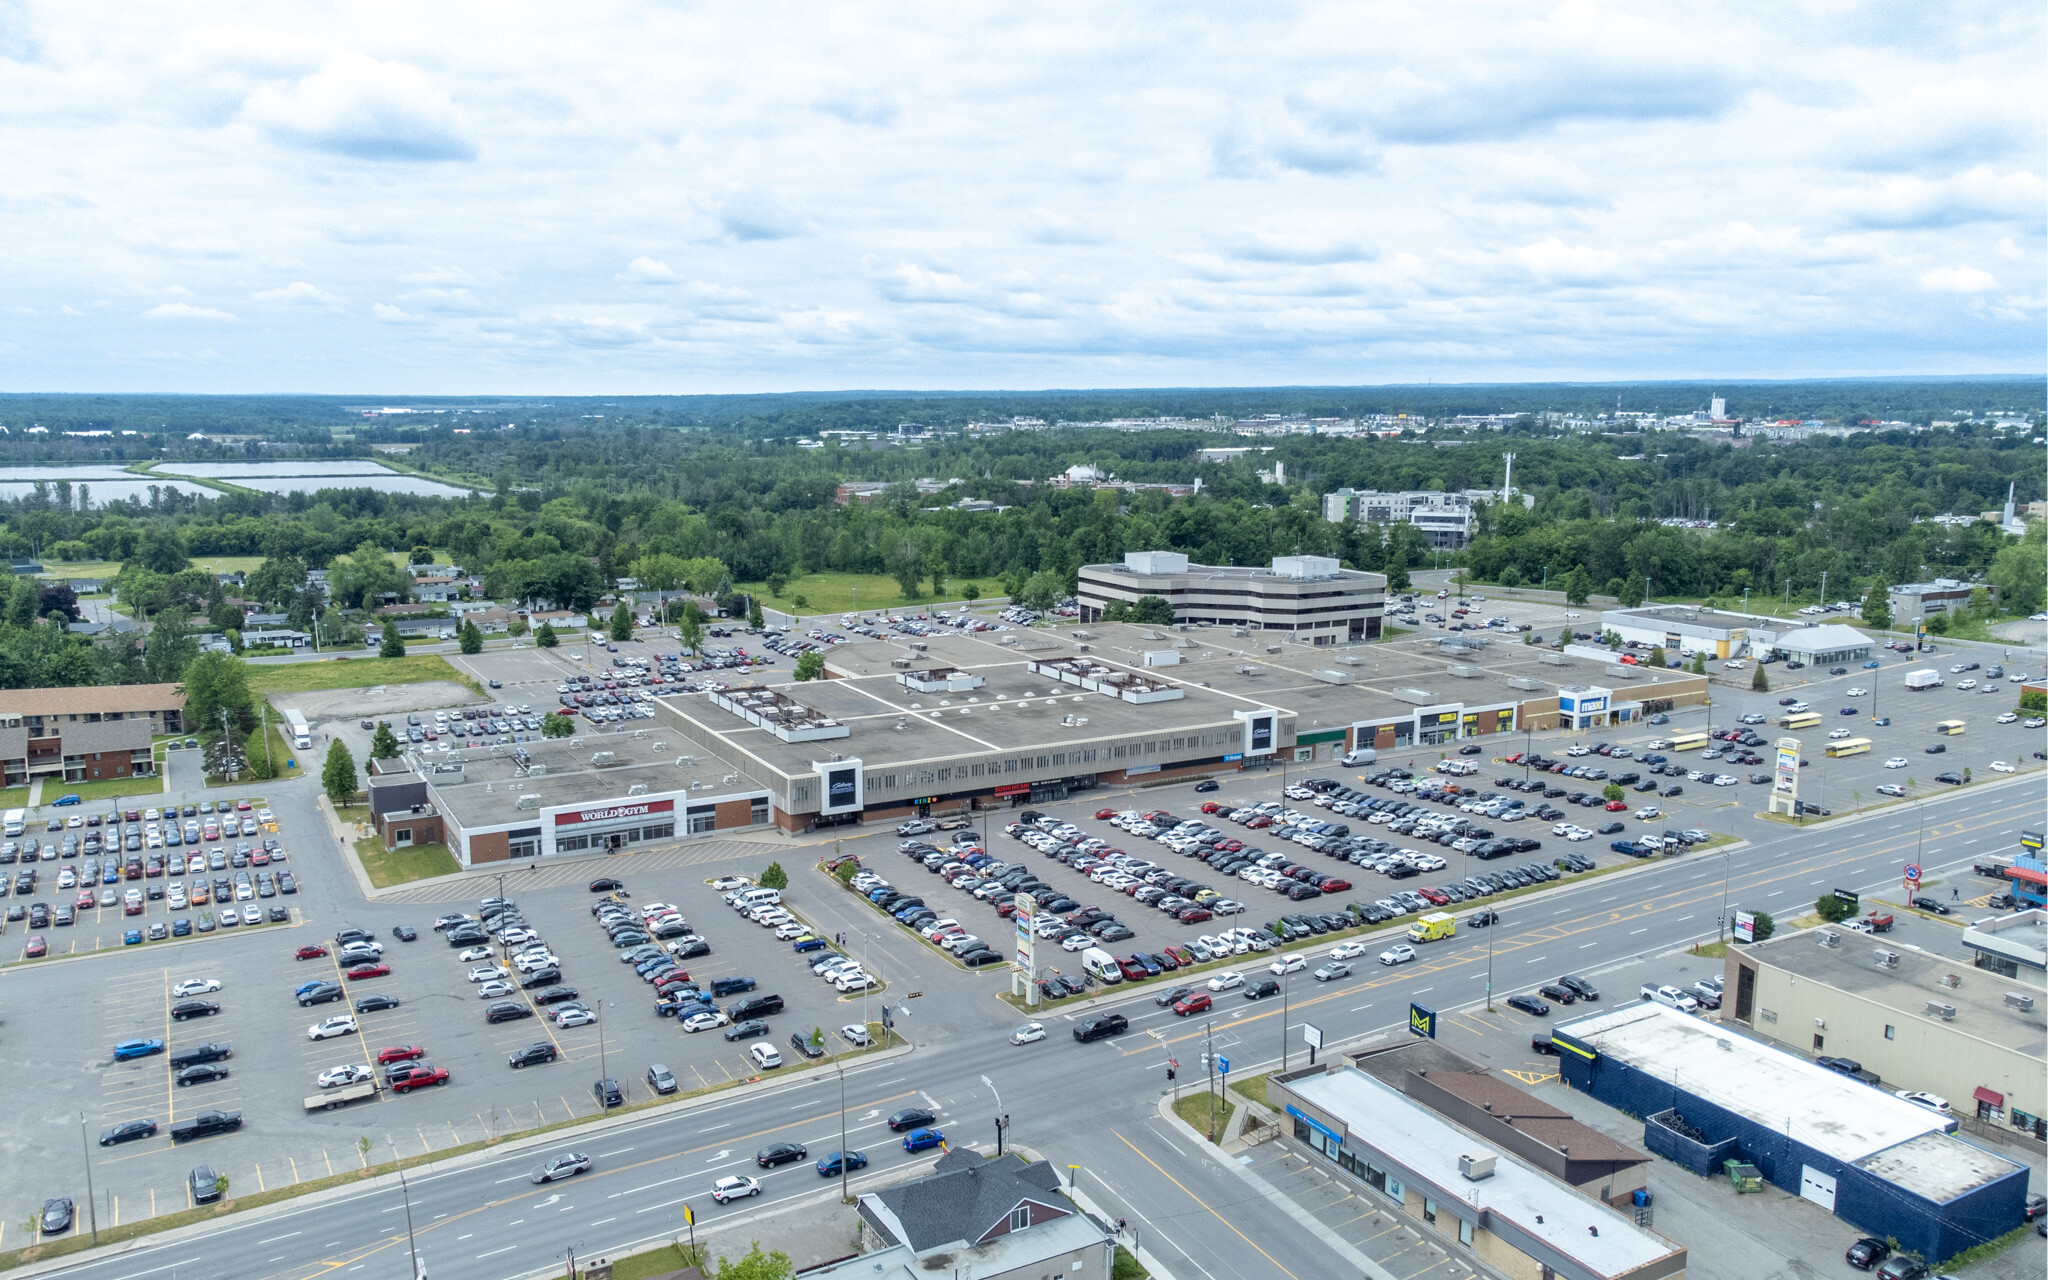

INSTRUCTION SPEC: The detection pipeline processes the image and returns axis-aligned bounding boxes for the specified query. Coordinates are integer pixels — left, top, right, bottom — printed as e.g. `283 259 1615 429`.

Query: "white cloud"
1515 238 1627 287
623 257 679 284
251 280 340 305
1919 266 1997 293
241 53 476 161
142 302 237 321
371 303 425 323
717 192 803 241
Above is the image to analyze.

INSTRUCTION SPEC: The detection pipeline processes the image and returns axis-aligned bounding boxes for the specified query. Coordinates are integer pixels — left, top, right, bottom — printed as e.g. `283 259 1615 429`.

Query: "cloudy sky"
0 1 2040 393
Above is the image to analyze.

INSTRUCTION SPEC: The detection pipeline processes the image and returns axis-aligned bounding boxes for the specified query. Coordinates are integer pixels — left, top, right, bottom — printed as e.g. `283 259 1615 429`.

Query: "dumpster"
1723 1160 1762 1193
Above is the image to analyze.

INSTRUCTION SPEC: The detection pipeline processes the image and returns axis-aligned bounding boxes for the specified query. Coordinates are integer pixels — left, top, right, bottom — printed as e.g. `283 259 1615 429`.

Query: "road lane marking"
1112 1129 1301 1280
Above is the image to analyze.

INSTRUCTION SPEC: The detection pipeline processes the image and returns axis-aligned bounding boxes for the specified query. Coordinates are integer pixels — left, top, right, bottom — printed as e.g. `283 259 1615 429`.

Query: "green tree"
1647 646 1666 668
378 625 404 658
5 578 39 629
1746 910 1775 942
713 1242 794 1280
369 722 402 759
1751 665 1770 692
1560 566 1592 606
535 620 559 648
747 597 764 628
758 861 788 890
1690 652 1707 675
609 601 633 642
328 542 409 610
1384 560 1410 591
1018 569 1066 611
888 540 925 600
1498 565 1524 588
960 583 981 606
1601 783 1626 803
1986 524 2047 616
458 619 483 654
132 525 190 575
765 572 789 599
245 555 308 610
143 606 200 682
541 711 576 738
2019 689 2046 713
1815 893 1856 923
1131 595 1174 624
1620 571 1647 607
794 650 825 681
678 605 705 655
408 546 436 565
1925 612 1951 636
630 552 689 591
1860 579 1893 632
182 650 257 740
833 858 860 884
208 599 245 634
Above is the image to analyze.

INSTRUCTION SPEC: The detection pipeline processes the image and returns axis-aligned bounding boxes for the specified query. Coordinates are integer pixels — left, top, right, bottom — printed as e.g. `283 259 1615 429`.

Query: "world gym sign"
554 799 675 826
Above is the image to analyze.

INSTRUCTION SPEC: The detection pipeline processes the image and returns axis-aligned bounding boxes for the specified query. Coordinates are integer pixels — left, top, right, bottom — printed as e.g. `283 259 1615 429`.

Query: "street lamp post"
78 1114 99 1246
980 1073 1008 1157
388 1137 422 1279
1279 974 1290 1073
1203 1020 1217 1142
597 999 615 1086
836 1061 854 1203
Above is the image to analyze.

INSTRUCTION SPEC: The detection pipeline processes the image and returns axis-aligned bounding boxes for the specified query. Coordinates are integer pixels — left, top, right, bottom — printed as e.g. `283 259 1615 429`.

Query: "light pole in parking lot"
77 1113 98 1246
1278 972 1291 1073
597 998 615 1085
387 1136 421 1280
835 1060 854 1204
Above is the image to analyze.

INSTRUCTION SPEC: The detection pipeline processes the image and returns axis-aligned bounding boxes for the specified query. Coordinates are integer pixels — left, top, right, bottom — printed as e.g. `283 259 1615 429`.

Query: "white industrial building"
1076 551 1386 644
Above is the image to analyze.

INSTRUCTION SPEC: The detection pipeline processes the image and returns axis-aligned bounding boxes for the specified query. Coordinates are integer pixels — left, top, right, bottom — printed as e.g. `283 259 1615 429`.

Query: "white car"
1989 761 2015 773
773 923 809 940
555 1008 598 1027
1713 775 1738 786
711 876 751 891
1722 660 1745 670
172 978 221 998
317 1064 375 1088
498 927 538 946
1997 712 2018 724
1957 679 1977 690
1207 970 1245 992
2028 718 2047 729
1846 687 1866 697
682 1011 730 1033
466 965 507 983
1786 702 1809 712
457 946 493 962
1326 940 1367 961
1269 954 1306 976
1634 807 1662 820
1895 1089 1951 1115
1010 1022 1045 1045
711 1175 761 1204
1880 756 1908 768
1060 933 1094 952
1379 944 1417 965
308 1015 359 1040
840 1024 874 1047
514 952 560 972
1566 828 1593 840
476 980 516 998
748 1043 782 1070
1827 728 1851 740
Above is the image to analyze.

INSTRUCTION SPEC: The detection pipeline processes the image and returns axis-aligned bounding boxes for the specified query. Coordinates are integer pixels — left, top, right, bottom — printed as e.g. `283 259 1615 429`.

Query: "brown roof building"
0 684 177 786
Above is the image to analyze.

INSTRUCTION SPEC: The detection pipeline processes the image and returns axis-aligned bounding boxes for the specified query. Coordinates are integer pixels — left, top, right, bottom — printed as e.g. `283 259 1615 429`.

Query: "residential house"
0 684 184 785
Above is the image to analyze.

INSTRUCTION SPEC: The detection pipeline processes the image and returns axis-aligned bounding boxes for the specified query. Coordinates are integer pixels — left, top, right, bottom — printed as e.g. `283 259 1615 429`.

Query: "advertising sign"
813 757 865 815
1235 708 1281 757
554 799 675 826
1013 890 1037 970
1769 736 1801 815
1301 1022 1323 1049
992 783 1030 797
1409 1002 1437 1039
1734 910 1757 943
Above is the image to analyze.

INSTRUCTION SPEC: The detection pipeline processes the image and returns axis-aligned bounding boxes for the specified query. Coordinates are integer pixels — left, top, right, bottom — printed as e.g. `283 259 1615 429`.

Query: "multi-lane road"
28 764 2037 1280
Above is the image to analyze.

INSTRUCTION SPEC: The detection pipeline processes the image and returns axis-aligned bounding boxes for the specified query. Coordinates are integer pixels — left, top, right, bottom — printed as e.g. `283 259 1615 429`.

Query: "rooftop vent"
1312 669 1355 685
1235 665 1263 676
1446 664 1483 679
1938 973 1961 989
589 751 617 767
1507 677 1545 691
1818 932 1839 948
514 793 541 810
1874 949 1899 968
1458 1153 1497 1182
1924 1000 1957 1021
1337 655 1362 666
627 783 648 796
1389 687 1438 705
1541 652 1569 666
2004 992 2035 1012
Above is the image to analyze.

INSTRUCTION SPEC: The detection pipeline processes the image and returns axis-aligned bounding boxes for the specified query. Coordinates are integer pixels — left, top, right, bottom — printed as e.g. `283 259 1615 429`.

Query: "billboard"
1409 1002 1437 1039
553 798 675 826
1768 736 1800 815
1234 708 1280 757
1734 910 1756 943
813 757 865 815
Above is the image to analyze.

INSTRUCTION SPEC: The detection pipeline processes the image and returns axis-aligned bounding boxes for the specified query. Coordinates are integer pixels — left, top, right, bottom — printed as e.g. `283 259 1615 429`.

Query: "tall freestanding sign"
1767 736 1801 816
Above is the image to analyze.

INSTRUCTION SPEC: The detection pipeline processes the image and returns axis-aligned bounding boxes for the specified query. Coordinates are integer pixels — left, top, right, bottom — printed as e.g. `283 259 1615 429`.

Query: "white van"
1080 946 1124 984
1 808 22 837
1340 747 1377 767
732 887 782 910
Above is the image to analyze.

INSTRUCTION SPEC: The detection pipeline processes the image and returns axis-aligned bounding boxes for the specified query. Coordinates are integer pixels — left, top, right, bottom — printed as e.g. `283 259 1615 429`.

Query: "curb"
7 1040 915 1279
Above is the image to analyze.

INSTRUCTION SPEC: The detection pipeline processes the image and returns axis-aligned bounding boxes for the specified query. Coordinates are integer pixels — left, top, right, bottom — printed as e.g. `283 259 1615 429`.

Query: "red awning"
1973 1086 2004 1107
2006 864 2048 886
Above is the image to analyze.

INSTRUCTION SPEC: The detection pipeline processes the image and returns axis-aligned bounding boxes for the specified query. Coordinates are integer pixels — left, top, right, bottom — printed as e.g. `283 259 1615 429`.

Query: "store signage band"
554 799 674 826
993 783 1031 797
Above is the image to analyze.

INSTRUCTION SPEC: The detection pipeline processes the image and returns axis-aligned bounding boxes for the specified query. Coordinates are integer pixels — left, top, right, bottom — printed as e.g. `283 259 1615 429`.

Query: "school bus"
1777 712 1822 730
1824 737 1872 758
1934 719 1966 736
1667 732 1711 752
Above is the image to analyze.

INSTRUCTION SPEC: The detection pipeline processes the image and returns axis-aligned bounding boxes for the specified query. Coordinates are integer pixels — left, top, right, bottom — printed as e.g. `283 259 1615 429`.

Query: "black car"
507 1042 559 1068
789 1031 825 1060
1816 1056 1863 1076
722 1019 770 1042
176 1062 230 1086
1557 975 1600 1001
888 1107 937 1132
531 986 581 1005
392 925 417 942
1530 1034 1559 1056
169 1043 231 1069
39 1197 73 1235
756 1142 807 1168
671 937 711 959
1193 780 1219 792
1537 983 1576 1005
519 967 563 989
355 994 402 1013
486 1001 534 1024
710 976 756 997
1155 985 1194 1008
1845 1237 1891 1270
1505 994 1552 1016
592 1077 624 1108
588 878 624 893
1933 771 1963 785
171 1000 221 1021
1925 743 1946 754
446 927 488 946
297 981 344 1007
99 1119 158 1146
1073 1013 1128 1043
1243 979 1281 1001
1466 909 1500 927
726 994 784 1020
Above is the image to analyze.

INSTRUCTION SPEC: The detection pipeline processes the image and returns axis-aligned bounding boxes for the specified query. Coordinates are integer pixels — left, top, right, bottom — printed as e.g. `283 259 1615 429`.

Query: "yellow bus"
1934 719 1966 736
1824 737 1872 758
1778 712 1822 730
1668 732 1711 752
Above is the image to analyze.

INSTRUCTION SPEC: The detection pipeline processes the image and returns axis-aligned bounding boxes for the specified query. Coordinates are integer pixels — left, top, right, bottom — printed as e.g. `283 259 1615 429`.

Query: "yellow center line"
1112 1129 1300 1280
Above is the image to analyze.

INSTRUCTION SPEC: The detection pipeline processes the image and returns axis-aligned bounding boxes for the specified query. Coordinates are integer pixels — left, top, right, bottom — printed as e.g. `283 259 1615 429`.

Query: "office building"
1076 551 1385 643
1889 578 1995 624
1322 488 1478 548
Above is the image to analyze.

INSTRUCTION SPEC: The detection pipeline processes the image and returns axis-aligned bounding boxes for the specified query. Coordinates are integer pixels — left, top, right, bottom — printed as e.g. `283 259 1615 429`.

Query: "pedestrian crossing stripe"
1503 1070 1556 1085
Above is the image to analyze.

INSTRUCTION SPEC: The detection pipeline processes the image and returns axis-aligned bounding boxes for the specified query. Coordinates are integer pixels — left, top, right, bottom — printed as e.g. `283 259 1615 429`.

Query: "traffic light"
1165 1067 1176 1082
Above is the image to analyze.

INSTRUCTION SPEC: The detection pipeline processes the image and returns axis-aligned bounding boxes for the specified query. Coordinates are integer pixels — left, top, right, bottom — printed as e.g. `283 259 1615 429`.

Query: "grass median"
1172 1091 1238 1143
353 833 462 888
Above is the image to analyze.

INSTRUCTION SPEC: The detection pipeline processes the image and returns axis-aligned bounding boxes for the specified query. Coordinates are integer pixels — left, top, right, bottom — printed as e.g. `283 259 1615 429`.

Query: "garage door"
1800 1165 1837 1211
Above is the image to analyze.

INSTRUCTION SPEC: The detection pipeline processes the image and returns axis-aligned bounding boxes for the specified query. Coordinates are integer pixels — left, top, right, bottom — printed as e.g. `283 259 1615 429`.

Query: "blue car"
1840 707 1858 715
294 980 330 999
1862 660 1881 669
815 1150 869 1177
123 929 143 945
112 1038 164 1060
171 919 192 937
793 937 828 953
901 1127 944 1153
52 794 80 807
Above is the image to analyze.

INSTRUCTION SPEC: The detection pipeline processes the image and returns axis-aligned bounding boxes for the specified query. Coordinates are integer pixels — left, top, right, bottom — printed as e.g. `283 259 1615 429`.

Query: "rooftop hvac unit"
722 772 739 785
1337 655 1362 665
2004 992 2035 1012
1231 627 1250 637
1606 665 1642 679
527 764 546 776
891 658 911 669
627 783 648 796
514 793 541 810
1507 677 1544 691
1938 973 1961 989
1312 669 1354 685
1235 665 1263 676
1540 652 1569 666
589 751 616 767
1458 1153 1497 1182
1924 1001 1957 1021
1874 950 1899 968
1818 932 1839 948
1389 687 1438 705
1439 642 1472 656
1446 664 1483 678
1074 644 1090 653
1266 645 1282 654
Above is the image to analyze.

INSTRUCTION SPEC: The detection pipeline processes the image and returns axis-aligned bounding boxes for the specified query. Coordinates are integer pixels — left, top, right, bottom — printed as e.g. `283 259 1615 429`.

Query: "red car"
235 800 253 812
1175 906 1212 924
1173 992 1212 1016
1604 800 1628 812
345 962 391 981
391 1065 450 1093
1163 944 1195 966
376 1044 426 1065
1246 816 1273 829
124 900 144 916
296 944 330 960
1199 801 1224 814
1417 887 1451 906
1094 808 1117 820
1320 878 1352 893
75 890 95 909
23 933 46 957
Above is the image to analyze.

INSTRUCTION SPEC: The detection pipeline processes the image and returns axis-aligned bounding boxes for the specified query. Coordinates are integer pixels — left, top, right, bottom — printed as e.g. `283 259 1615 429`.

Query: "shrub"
1815 893 1856 923
759 862 789 890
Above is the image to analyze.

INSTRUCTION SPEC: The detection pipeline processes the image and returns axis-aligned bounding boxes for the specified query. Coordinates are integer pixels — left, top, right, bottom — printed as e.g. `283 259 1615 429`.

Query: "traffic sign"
1218 1055 1230 1075
1904 863 1922 881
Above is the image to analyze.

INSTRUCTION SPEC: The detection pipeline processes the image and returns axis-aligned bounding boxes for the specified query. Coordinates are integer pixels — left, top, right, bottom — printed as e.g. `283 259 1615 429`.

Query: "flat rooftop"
1600 604 1793 634
1289 1068 1682 1278
1556 1003 1953 1164
1748 926 2046 1055
419 733 763 828
1962 908 2048 972
1854 1131 2025 1205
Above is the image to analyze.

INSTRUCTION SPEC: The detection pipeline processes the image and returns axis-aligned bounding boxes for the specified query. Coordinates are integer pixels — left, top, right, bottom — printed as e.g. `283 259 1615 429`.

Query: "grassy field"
353 833 462 888
246 654 474 696
52 774 162 804
0 786 26 810
737 572 993 616
1173 1090 1237 1142
251 723 306 780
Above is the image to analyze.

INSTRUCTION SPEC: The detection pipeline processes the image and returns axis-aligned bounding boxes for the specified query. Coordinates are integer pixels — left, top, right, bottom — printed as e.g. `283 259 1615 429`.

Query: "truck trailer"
1903 669 1943 691
283 708 312 751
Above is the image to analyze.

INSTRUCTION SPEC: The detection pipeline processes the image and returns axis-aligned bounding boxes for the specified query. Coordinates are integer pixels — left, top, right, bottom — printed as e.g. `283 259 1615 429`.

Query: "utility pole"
981 1073 1008 1157
836 1062 853 1203
79 1114 99 1246
1204 1020 1216 1142
389 1137 422 1279
1280 972 1290 1073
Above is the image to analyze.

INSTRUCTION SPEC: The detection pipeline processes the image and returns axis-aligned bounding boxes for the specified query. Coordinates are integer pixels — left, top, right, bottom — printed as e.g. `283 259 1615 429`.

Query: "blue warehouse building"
1553 1004 2029 1266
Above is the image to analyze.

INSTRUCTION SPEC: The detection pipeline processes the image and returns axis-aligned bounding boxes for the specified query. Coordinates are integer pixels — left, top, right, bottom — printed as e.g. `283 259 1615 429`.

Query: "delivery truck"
1903 669 1943 691
283 708 312 751
1407 912 1457 943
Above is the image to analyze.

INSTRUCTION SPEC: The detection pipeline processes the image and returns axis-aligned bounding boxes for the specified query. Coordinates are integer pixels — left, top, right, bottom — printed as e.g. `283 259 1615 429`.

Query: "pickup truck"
1861 911 1894 933
168 1043 232 1070
304 1081 380 1112
1610 839 1645 857
1973 859 2014 880
1640 983 1700 1012
170 1109 243 1141
389 1065 450 1094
